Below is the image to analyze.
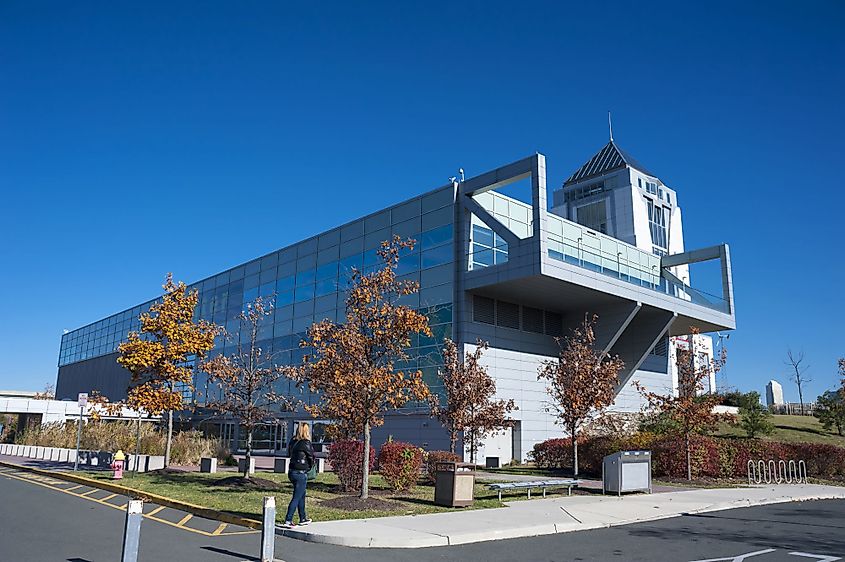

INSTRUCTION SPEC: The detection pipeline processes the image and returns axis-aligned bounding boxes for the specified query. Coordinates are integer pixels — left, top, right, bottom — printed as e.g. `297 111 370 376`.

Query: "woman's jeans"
285 470 308 522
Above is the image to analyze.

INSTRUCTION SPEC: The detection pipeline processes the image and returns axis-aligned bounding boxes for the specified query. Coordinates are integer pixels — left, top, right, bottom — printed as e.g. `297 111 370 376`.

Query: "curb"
276 488 845 548
0 459 264 530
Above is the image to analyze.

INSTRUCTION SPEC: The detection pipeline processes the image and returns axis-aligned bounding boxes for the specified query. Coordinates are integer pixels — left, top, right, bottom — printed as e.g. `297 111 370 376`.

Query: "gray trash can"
602 450 652 495
434 462 476 507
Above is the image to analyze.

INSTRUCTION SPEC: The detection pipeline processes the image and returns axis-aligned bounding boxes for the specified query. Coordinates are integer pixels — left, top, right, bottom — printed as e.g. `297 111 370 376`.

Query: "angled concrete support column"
592 302 642 359
607 309 677 392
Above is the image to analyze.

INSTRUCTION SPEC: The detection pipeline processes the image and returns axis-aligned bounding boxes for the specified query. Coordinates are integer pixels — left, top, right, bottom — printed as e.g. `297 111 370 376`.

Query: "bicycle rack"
747 459 807 485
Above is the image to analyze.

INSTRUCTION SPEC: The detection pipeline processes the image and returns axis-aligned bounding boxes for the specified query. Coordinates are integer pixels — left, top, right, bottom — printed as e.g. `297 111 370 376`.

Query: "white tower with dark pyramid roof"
551 139 715 398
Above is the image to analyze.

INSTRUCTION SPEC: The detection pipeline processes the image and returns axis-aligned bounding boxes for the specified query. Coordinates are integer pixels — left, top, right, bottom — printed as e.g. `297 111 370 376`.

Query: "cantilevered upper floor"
456 153 735 344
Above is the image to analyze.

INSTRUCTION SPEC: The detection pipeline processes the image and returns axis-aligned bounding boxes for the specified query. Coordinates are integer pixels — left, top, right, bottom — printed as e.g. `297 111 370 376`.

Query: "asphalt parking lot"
1 463 843 561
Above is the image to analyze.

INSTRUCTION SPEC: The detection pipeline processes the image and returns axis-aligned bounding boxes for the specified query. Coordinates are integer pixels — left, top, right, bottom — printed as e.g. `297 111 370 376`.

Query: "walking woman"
282 422 315 528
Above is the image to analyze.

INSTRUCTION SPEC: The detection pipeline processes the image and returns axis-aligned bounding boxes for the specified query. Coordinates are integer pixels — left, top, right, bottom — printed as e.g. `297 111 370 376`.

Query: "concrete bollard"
127 454 147 473
121 500 143 562
260 496 276 562
145 456 165 472
273 458 289 473
200 457 218 473
238 457 256 475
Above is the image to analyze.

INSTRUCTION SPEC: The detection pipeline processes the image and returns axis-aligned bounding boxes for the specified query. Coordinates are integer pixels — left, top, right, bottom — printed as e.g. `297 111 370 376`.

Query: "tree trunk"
685 432 692 481
134 414 142 473
244 427 252 480
361 420 370 500
798 384 805 416
449 428 456 455
572 423 579 477
164 410 173 467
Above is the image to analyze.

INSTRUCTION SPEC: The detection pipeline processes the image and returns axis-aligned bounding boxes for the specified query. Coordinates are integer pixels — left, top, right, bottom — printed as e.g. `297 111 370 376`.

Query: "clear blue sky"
1 1 843 401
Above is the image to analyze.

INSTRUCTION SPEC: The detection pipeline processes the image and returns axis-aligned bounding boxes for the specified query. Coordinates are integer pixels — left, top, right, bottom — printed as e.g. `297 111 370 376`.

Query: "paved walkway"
281 484 845 548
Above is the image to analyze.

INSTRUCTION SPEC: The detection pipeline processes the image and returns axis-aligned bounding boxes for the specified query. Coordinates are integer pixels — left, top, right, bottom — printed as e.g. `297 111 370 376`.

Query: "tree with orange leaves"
538 315 624 476
432 338 517 462
118 274 217 467
639 327 726 480
202 296 297 479
297 236 432 499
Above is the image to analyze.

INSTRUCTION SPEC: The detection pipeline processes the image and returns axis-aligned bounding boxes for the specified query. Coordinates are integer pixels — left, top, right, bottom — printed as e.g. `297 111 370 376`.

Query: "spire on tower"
608 111 614 142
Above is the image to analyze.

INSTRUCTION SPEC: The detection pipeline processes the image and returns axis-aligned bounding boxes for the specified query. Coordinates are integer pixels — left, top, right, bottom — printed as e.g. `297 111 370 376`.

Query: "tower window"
575 200 608 234
647 200 668 250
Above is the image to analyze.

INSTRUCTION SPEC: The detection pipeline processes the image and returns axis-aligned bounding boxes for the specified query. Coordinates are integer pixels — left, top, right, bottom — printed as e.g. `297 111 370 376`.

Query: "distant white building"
766 380 785 407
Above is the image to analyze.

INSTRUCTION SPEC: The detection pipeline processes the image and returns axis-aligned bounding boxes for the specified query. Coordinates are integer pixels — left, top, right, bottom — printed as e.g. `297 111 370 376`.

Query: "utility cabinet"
602 450 652 495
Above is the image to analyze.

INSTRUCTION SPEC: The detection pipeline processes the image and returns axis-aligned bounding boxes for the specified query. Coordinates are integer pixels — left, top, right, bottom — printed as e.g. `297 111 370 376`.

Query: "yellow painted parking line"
147 505 166 517
1 467 259 537
211 523 228 535
100 493 118 502
218 528 262 536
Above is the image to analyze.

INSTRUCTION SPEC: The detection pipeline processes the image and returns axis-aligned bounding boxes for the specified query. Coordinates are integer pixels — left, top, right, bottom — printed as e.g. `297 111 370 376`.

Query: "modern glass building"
56 146 736 463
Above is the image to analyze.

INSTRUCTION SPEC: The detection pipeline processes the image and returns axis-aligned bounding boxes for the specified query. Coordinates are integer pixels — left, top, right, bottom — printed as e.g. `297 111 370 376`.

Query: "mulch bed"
319 495 399 511
214 476 285 491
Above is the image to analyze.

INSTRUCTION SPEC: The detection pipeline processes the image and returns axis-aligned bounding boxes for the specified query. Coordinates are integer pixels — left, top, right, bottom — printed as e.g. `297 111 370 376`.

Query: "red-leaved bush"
530 435 845 480
528 438 572 469
328 439 376 492
378 441 424 491
424 451 462 483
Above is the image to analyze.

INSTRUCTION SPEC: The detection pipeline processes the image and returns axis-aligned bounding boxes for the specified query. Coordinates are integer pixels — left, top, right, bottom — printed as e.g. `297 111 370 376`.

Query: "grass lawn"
85 470 534 523
715 415 845 446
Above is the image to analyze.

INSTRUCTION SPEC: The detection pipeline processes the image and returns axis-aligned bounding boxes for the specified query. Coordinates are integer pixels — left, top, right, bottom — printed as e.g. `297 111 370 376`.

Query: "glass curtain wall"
59 186 457 410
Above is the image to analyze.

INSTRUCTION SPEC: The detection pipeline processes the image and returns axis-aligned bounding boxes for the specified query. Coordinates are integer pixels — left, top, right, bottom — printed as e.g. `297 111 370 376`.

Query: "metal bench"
488 479 581 501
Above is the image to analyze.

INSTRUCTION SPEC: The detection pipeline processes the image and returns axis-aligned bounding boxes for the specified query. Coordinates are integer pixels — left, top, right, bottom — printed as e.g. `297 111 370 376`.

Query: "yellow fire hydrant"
111 449 125 480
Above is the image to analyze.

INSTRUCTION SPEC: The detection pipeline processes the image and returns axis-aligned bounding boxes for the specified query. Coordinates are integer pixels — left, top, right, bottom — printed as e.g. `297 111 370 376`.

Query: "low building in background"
55 143 736 464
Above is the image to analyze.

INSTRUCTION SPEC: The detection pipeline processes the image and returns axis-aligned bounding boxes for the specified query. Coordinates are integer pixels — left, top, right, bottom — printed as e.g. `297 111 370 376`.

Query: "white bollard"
261 496 276 562
121 500 143 562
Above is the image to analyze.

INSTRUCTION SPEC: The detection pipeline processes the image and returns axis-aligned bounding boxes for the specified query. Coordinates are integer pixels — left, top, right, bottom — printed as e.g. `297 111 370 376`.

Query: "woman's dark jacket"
288 438 315 472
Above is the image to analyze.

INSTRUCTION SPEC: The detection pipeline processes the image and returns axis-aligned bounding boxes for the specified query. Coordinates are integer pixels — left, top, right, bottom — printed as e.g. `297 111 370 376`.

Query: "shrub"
168 430 218 465
424 451 461 483
578 435 626 475
328 439 376 492
529 438 572 469
378 441 424 491
650 434 720 478
16 421 220 465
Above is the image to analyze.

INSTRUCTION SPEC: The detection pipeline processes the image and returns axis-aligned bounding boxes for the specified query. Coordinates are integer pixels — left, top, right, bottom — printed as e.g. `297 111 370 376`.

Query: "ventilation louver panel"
544 311 563 336
496 301 520 330
473 295 495 325
522 306 544 334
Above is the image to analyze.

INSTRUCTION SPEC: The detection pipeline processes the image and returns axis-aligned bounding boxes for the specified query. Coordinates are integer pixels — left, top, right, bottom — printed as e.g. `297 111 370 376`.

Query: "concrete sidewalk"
281 484 845 548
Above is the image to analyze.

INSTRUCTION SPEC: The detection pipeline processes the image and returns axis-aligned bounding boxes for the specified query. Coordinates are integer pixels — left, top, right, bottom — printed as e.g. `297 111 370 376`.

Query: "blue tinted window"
316 261 338 281
396 253 420 276
296 269 315 285
472 225 494 247
276 290 294 306
473 244 493 266
421 245 452 269
420 224 453 250
315 278 337 297
276 275 295 292
294 284 314 303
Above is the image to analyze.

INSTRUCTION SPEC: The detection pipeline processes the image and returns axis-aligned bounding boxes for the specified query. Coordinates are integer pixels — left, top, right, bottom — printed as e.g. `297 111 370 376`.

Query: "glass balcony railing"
545 239 729 313
469 191 730 315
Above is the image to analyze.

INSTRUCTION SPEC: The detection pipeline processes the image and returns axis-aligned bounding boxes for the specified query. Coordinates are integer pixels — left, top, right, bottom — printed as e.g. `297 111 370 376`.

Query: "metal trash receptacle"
434 462 476 507
602 450 652 495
